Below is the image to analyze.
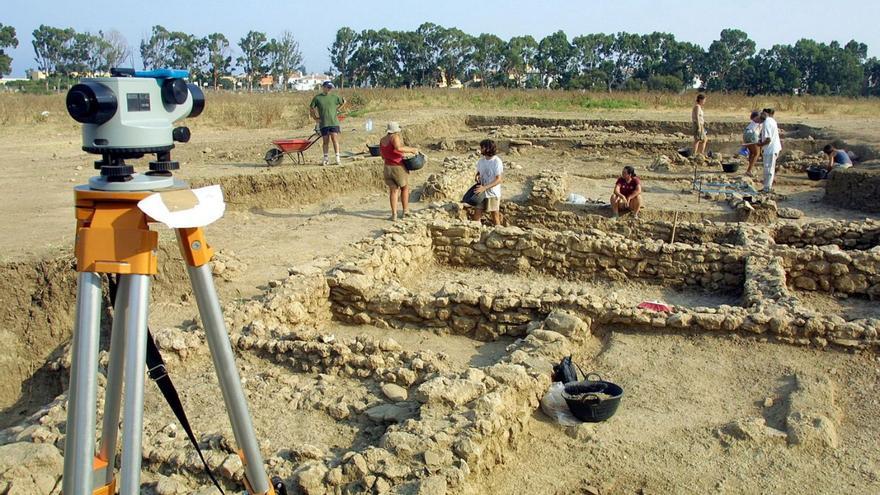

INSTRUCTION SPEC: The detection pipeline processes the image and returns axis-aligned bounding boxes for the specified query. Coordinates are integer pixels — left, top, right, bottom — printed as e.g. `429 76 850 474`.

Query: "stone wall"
774 219 880 250
778 245 880 298
526 170 568 208
421 156 474 202
429 220 746 292
823 165 880 213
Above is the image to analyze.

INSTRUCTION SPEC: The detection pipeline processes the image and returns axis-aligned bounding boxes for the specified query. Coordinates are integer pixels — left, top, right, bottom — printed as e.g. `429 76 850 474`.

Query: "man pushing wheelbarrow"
310 80 347 166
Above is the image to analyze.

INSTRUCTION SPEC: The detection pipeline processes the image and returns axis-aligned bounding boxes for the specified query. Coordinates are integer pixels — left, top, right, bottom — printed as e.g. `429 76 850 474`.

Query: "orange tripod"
63 177 277 495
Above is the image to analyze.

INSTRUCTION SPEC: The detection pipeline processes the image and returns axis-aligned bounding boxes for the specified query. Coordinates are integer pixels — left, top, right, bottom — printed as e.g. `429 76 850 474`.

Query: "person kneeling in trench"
610 165 642 218
380 122 419 221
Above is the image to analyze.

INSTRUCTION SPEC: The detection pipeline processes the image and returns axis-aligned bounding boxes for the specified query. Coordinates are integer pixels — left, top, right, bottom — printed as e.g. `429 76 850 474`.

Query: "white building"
290 73 331 91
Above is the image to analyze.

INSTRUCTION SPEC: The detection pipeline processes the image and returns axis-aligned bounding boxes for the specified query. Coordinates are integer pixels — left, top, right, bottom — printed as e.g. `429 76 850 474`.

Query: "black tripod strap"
145 333 226 494
107 275 226 494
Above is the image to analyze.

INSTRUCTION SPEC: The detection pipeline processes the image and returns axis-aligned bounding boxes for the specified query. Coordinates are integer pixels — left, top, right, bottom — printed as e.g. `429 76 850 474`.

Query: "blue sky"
4 0 879 77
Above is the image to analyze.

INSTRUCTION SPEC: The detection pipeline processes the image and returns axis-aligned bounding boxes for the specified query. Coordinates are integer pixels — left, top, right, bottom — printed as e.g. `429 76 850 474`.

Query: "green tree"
98 30 131 71
267 31 303 91
864 57 880 96
395 30 430 87
501 35 538 88
470 33 504 86
350 28 399 87
140 25 173 69
205 33 232 90
237 30 269 91
0 23 18 76
701 29 756 91
537 30 574 88
32 25 75 89
32 25 74 75
330 27 357 88
572 33 614 90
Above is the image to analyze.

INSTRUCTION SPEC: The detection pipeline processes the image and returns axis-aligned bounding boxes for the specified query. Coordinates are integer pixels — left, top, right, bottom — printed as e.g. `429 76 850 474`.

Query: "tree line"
329 24 880 97
3 21 880 97
0 23 304 91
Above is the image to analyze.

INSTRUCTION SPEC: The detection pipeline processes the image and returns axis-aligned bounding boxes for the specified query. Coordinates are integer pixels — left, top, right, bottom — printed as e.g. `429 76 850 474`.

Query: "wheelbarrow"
264 115 346 166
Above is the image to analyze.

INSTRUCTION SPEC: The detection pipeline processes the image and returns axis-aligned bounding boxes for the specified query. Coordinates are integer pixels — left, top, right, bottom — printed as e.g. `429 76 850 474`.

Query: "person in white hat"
309 80 347 165
379 122 419 220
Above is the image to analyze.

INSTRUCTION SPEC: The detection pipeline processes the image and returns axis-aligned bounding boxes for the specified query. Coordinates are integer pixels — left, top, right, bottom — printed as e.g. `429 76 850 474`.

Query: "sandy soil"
477 331 880 495
1 105 879 494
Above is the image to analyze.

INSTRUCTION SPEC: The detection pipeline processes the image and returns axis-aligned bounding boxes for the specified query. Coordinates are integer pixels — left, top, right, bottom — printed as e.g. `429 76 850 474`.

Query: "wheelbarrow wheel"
265 148 284 166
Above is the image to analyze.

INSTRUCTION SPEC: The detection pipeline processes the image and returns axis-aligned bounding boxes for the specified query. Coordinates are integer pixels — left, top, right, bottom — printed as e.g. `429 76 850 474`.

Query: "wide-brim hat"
386 122 401 134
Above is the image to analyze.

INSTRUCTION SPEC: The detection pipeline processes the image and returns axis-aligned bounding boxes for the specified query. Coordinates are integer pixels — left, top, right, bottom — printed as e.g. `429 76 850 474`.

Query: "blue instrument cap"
134 69 190 79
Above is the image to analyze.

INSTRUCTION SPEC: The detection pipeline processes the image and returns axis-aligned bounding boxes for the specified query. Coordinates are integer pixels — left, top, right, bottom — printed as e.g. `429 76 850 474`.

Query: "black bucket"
462 183 485 206
806 166 827 181
721 162 739 173
562 374 623 422
404 153 426 171
367 144 381 157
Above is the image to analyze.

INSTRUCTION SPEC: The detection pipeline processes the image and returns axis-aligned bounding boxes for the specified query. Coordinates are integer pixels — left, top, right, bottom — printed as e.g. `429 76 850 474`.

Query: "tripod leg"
97 275 130 485
118 274 151 495
63 272 103 495
187 263 271 494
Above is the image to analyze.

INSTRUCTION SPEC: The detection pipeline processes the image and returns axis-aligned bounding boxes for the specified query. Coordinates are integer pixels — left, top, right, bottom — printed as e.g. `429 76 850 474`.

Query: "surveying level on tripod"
62 69 284 495
65 67 205 187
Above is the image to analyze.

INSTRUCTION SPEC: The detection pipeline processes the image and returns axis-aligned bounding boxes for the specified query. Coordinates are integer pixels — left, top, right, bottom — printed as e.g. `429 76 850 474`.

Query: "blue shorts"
320 126 341 136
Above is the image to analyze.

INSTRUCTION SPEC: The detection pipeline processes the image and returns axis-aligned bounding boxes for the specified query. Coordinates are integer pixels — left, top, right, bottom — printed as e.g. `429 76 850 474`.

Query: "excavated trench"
1 115 879 493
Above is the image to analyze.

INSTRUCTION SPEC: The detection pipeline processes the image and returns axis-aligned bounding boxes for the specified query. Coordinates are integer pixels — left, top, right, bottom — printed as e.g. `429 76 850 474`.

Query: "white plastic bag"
566 193 587 205
540 382 580 425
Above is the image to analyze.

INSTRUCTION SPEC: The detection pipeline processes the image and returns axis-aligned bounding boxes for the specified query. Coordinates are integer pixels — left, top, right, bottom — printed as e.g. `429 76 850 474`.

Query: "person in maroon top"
379 122 419 221
610 165 642 218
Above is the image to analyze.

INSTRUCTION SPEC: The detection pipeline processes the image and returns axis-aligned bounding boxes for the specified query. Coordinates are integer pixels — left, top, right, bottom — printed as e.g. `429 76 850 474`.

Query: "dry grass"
2 89 880 130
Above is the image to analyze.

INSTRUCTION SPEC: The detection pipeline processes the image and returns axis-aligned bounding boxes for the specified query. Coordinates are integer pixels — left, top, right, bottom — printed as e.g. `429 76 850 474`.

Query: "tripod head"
66 68 205 189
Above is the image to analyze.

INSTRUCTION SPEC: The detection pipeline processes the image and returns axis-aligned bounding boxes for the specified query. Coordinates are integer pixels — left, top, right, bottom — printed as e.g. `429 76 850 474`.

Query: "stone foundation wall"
774 220 880 250
778 245 880 298
526 170 568 208
429 220 746 292
499 202 740 245
421 156 474 202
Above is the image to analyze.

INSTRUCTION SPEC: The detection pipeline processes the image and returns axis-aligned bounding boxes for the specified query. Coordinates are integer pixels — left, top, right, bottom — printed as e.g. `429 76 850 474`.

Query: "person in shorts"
692 94 708 157
610 165 642 218
309 81 347 165
743 110 763 177
473 139 504 226
379 122 419 221
822 144 853 171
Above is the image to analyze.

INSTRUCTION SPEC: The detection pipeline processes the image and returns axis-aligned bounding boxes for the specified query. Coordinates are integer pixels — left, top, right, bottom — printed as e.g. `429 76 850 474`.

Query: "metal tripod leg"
63 272 103 495
118 275 151 495
97 275 130 485
187 263 271 494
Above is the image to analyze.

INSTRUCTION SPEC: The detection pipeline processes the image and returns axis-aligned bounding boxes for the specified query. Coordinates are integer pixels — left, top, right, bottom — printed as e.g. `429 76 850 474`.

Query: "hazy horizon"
4 0 880 78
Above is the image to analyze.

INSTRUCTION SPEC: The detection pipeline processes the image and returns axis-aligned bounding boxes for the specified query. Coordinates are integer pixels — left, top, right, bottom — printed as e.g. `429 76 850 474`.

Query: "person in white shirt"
473 139 504 226
756 109 782 193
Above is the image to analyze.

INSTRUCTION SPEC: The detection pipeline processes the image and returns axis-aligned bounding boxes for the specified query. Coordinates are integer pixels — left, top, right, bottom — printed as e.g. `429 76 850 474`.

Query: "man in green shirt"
309 81 347 165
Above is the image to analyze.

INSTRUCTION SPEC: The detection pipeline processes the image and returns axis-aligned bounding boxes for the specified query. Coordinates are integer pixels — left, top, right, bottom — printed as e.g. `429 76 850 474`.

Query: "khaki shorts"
478 197 500 212
692 122 706 141
383 165 408 188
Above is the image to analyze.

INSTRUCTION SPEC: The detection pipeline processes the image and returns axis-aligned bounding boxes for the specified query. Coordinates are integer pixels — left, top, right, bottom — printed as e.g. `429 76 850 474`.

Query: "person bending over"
611 165 642 218
822 144 852 171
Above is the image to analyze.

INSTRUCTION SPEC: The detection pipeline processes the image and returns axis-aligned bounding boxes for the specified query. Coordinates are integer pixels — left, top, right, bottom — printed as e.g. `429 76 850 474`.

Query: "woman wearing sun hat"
379 122 419 221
